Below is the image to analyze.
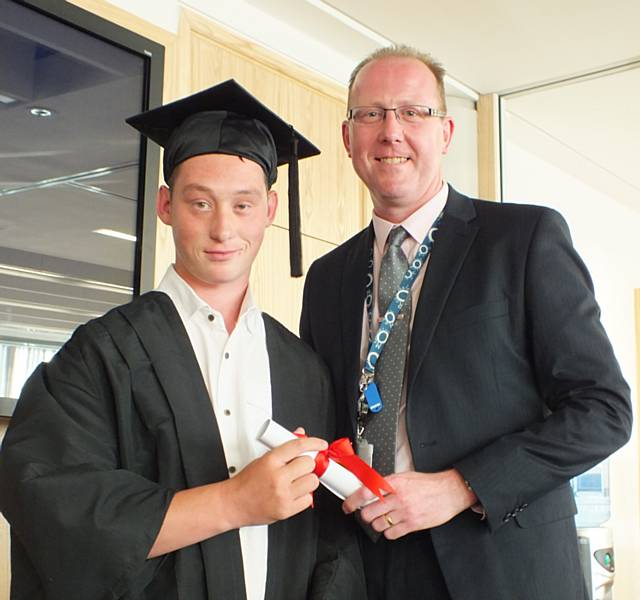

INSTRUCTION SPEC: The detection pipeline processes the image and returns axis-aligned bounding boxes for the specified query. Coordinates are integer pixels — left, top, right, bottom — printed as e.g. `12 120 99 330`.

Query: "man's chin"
189 266 248 288
372 186 415 207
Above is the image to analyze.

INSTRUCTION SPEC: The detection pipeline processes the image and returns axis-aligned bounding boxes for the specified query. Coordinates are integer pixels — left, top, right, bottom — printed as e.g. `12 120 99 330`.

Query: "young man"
0 81 364 600
300 46 632 600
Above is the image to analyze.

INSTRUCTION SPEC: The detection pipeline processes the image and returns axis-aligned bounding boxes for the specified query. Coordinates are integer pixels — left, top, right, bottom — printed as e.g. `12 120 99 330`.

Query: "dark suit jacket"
300 187 632 600
0 292 364 600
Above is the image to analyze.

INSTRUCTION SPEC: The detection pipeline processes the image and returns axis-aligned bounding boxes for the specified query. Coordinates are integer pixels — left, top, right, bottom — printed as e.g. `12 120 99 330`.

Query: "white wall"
444 95 478 197
502 106 640 600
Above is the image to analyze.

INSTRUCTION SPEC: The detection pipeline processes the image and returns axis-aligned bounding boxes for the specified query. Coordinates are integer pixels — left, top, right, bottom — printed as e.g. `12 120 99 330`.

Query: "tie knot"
387 226 409 249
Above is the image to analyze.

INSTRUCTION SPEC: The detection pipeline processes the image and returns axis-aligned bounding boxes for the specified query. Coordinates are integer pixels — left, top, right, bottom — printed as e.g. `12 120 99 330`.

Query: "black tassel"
288 128 303 277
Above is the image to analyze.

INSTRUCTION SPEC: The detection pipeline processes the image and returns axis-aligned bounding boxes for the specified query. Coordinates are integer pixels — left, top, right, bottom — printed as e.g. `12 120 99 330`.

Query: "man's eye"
400 107 424 120
354 108 380 120
366 109 381 118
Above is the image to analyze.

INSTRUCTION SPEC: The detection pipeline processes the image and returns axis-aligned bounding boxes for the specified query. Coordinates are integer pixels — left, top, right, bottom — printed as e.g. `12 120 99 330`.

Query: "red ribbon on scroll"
313 438 395 501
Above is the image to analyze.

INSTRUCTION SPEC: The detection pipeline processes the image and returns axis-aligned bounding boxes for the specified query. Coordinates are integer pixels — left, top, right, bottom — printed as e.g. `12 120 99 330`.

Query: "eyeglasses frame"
346 104 447 124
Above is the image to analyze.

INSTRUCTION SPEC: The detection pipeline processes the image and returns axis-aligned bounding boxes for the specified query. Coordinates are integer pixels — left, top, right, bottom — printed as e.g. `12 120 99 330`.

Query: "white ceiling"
247 0 640 95
331 0 640 94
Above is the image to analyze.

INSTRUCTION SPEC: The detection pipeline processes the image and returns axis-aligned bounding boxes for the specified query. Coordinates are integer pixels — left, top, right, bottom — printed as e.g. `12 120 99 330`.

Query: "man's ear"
156 185 172 225
266 189 278 225
441 117 455 155
342 120 352 157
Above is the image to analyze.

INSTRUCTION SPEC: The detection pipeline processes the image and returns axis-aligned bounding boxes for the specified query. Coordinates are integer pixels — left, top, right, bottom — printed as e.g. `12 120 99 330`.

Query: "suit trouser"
359 528 452 600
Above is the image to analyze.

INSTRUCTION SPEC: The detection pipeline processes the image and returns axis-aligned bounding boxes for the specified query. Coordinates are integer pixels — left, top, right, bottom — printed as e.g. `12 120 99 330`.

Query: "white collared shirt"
360 183 449 473
157 266 271 600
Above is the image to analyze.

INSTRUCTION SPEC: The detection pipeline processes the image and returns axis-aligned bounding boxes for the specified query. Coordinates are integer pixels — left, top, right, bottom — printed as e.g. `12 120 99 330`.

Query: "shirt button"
228 466 236 474
208 314 214 322
224 409 231 416
224 352 230 359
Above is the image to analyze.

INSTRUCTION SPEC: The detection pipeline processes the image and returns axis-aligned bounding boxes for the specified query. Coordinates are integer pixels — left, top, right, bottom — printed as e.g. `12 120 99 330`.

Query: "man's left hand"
342 469 477 539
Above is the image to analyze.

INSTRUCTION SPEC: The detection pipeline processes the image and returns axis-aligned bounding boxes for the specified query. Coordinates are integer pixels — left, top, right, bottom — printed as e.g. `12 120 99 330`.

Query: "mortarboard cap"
126 79 320 277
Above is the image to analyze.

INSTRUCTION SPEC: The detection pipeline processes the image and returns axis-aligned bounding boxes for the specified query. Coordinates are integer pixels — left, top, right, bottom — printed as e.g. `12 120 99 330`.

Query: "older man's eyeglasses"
347 105 447 125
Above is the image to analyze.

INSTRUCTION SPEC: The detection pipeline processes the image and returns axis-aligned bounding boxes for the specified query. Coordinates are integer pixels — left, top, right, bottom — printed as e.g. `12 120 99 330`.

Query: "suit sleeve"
0 324 174 599
454 208 632 532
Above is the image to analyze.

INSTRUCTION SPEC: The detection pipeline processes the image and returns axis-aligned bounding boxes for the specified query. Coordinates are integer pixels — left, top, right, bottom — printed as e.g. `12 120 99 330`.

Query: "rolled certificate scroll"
257 419 393 502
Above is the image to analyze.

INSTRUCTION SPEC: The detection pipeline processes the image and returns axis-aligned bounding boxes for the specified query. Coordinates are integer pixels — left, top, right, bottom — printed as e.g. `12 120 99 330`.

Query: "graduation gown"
0 292 364 600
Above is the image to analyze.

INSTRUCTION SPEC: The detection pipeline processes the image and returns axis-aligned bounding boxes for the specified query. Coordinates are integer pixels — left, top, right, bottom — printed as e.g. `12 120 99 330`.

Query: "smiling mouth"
376 157 409 164
205 249 241 260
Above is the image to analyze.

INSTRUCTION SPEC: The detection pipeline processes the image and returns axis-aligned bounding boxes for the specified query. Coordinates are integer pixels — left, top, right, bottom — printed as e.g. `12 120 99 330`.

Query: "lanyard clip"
359 370 374 392
357 370 373 421
358 393 369 419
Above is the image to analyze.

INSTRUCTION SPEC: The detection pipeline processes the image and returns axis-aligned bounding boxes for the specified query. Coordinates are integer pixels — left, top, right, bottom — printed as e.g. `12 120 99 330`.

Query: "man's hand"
225 435 328 528
342 469 477 540
148 432 327 558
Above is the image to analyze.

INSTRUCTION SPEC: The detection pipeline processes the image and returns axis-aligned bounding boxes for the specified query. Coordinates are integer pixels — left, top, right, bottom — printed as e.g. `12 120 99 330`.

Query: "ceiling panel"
321 0 640 94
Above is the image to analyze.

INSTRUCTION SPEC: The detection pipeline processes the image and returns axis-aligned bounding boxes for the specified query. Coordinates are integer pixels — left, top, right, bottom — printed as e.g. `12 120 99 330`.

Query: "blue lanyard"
358 212 443 416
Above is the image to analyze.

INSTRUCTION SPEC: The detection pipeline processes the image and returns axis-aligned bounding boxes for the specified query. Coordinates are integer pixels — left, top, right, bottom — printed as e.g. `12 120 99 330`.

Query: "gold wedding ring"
384 513 394 527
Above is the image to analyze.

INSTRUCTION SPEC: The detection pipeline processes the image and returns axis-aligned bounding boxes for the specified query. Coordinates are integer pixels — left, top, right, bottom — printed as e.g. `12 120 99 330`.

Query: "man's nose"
209 210 234 240
378 109 404 142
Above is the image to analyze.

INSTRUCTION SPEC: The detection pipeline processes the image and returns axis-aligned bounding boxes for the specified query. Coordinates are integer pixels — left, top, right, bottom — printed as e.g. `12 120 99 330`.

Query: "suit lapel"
340 227 372 429
123 293 229 487
407 189 479 393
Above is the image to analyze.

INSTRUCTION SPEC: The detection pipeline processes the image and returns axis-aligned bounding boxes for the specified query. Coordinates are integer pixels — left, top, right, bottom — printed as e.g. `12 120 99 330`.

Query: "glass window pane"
0 0 152 402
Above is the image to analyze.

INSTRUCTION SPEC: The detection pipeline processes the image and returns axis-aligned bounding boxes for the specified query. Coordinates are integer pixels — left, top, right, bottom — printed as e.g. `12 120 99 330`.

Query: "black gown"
0 292 364 600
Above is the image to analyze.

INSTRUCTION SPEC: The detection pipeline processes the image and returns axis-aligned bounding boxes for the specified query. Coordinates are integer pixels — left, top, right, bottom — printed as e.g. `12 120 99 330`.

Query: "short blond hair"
348 45 447 113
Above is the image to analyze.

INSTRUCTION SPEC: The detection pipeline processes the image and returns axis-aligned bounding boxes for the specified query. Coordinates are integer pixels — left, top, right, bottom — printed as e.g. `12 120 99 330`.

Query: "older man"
0 81 364 600
300 46 631 600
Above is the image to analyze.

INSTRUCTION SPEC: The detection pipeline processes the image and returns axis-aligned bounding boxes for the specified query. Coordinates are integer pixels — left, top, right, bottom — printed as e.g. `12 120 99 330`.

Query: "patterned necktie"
366 226 411 476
